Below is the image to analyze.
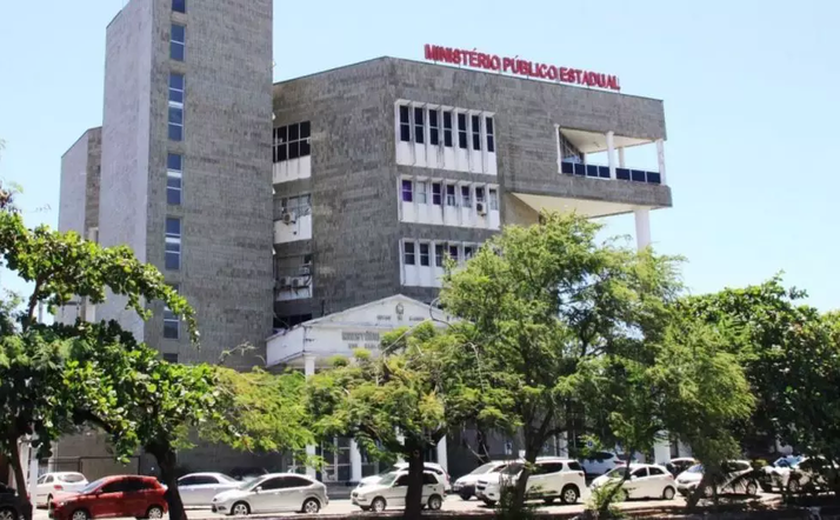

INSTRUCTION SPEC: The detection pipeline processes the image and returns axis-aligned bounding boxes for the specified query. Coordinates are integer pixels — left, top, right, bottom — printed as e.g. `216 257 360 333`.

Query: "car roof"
45 472 85 476
535 457 580 463
180 472 230 478
627 463 669 470
260 472 315 480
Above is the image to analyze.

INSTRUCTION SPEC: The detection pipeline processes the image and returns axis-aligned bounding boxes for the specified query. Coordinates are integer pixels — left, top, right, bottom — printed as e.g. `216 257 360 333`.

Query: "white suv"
351 470 445 512
356 462 451 493
475 458 586 506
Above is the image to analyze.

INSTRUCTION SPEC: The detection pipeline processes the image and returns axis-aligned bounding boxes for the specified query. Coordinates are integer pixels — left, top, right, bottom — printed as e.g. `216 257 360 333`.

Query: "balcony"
560 161 662 185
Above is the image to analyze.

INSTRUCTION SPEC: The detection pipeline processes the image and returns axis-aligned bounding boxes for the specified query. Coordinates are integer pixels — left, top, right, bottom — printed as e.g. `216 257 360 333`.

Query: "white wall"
274 213 312 243
399 178 500 230
273 155 311 184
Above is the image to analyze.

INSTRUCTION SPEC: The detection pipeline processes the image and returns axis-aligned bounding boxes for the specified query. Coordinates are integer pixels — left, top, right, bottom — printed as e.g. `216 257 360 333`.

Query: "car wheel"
459 492 472 501
146 506 164 519
231 502 250 516
71 510 90 520
787 478 801 494
662 486 676 500
46 495 53 509
746 481 758 496
482 499 496 507
561 485 580 505
301 498 320 514
371 497 387 513
0 508 17 520
702 485 714 498
428 494 443 511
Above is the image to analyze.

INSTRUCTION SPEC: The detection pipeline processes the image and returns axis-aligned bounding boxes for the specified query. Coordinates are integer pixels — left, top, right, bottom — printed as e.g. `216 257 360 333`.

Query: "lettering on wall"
341 330 381 350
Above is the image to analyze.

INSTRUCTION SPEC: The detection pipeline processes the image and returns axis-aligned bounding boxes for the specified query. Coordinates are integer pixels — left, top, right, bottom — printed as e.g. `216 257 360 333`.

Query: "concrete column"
557 432 569 458
656 139 667 185
653 437 671 464
350 440 363 483
618 147 626 168
554 124 562 172
634 208 651 251
304 355 317 479
396 431 405 463
27 441 38 499
606 131 616 179
436 436 448 472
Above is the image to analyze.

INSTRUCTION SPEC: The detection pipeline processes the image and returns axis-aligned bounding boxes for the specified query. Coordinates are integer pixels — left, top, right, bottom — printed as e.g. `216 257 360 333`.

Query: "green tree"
439 212 682 511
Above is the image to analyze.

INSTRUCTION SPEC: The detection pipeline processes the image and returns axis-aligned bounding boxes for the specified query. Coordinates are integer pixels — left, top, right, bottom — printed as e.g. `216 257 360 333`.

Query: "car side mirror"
254 487 262 493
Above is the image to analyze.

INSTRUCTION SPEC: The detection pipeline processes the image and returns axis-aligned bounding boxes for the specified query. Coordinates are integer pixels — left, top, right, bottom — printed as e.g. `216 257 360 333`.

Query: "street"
34 492 777 520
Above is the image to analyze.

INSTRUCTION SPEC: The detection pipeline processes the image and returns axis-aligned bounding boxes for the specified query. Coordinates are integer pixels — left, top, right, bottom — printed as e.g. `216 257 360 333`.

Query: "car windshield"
774 456 801 468
686 464 704 474
378 473 399 486
605 467 631 479
239 477 263 491
469 463 500 476
218 474 238 483
377 465 402 476
501 463 524 476
79 477 108 494
60 474 86 483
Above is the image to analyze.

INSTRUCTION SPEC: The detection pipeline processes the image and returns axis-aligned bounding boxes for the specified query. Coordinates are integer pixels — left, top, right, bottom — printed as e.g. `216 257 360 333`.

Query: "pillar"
27 441 38 499
436 436 448 472
557 432 569 458
618 147 626 168
634 208 651 251
606 131 616 179
350 440 363 483
303 355 317 479
656 139 667 185
653 436 671 464
396 432 405 463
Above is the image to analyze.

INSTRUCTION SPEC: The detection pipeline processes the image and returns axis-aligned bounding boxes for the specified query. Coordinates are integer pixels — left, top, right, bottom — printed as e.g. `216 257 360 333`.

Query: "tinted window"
167 153 182 171
285 476 312 488
166 217 181 237
44 475 54 484
631 468 648 478
172 0 186 13
394 475 409 487
567 462 583 472
423 473 438 485
180 476 217 486
258 477 286 491
648 467 665 476
101 480 130 493
534 462 564 475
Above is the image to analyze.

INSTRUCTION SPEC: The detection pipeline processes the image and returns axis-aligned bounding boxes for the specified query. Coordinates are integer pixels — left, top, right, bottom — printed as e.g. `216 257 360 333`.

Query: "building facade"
57 0 676 483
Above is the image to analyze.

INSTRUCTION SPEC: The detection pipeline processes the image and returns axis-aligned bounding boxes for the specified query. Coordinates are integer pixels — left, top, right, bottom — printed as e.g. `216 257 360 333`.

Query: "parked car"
351 470 444 512
177 472 239 507
591 464 677 500
357 462 451 493
452 461 508 500
210 473 327 515
228 467 268 482
0 483 27 520
48 475 167 520
35 473 89 508
768 457 837 494
665 458 697 477
579 452 623 476
475 457 586 507
675 460 758 497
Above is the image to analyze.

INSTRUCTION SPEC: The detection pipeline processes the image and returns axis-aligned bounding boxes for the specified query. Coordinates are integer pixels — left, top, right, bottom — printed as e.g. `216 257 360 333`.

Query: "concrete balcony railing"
561 160 662 185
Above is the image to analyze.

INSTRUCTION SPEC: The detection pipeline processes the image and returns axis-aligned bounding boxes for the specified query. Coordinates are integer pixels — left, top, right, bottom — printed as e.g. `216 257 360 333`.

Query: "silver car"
211 473 328 515
177 472 239 507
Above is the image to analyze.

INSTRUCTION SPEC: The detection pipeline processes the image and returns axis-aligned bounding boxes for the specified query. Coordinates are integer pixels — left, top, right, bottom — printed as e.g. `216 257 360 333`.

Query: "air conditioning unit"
277 277 292 288
291 277 304 288
282 211 296 225
476 202 487 215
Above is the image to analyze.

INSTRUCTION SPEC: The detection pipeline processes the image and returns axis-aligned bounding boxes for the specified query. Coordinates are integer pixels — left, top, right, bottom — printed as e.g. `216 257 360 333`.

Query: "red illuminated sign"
424 44 620 92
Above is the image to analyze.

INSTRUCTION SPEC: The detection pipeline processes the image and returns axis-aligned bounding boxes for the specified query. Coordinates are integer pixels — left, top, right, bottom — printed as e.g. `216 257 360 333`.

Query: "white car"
34 472 88 507
475 457 586 506
177 472 239 506
769 457 833 493
675 460 757 497
357 462 451 493
591 464 677 500
351 470 444 512
452 461 508 500
211 473 328 515
579 451 623 476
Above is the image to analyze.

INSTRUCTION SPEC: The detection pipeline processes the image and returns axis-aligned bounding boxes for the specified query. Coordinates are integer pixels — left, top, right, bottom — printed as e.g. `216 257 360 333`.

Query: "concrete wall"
58 132 90 235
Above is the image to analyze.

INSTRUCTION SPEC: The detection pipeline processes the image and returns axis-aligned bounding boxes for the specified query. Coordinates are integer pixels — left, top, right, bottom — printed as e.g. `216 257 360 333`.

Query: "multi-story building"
57 0 676 484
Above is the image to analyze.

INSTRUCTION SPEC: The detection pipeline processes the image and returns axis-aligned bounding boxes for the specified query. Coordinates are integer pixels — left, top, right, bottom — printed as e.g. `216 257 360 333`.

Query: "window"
259 478 287 491
534 462 564 475
464 245 475 260
568 461 583 472
434 244 444 267
475 186 485 203
486 116 495 152
163 353 178 363
414 107 424 144
419 243 430 266
275 314 312 329
401 180 413 202
284 476 312 488
172 0 186 13
164 282 179 339
489 188 499 210
443 111 453 147
168 106 183 141
461 185 471 207
429 110 439 145
648 467 665 476
281 194 311 216
448 245 459 261
399 105 410 142
179 475 218 486
403 241 415 265
422 473 438 485
471 115 482 150
457 113 468 149
416 181 427 204
445 184 457 206
169 73 184 105
165 217 181 270
559 132 582 163
431 183 442 205
170 24 185 61
273 121 310 163
167 153 182 205
631 468 648 478
394 475 409 487
102 480 130 494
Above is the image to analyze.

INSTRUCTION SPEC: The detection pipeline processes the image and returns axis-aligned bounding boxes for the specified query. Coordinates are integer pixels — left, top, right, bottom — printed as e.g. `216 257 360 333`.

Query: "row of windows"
400 179 499 210
403 240 478 267
399 105 495 153
273 122 311 163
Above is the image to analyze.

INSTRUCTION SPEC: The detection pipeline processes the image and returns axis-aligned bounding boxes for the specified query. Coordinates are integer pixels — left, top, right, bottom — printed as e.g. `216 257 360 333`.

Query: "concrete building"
56 0 677 484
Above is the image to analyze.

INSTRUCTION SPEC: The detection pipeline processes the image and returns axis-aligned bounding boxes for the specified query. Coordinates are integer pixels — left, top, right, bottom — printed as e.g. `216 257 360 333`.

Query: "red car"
50 475 167 520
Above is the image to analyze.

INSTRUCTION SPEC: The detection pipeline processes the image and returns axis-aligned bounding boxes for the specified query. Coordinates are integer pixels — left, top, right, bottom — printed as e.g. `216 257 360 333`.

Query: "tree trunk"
9 438 33 520
403 441 426 520
150 445 187 520
510 445 538 512
476 428 491 464
686 470 714 509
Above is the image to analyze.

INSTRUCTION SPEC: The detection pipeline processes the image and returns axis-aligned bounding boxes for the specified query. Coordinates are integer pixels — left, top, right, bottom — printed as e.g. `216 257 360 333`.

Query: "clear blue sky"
0 1 838 309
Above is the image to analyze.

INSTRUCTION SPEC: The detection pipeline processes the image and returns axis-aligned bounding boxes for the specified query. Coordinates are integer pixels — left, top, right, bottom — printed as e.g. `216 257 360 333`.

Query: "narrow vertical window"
172 0 186 13
434 244 444 266
399 105 411 142
489 188 499 210
273 126 287 163
170 24 185 61
486 116 495 152
414 107 425 144
404 241 416 265
464 245 475 260
163 283 180 339
461 185 471 207
299 121 311 157
401 180 413 202
429 110 439 146
288 123 300 159
475 186 485 203
471 115 482 150
168 106 183 141
443 111 453 147
445 184 457 206
167 153 182 205
165 217 181 270
168 73 184 105
457 113 468 149
448 244 459 261
431 183 442 205
416 181 428 204
419 243 430 266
